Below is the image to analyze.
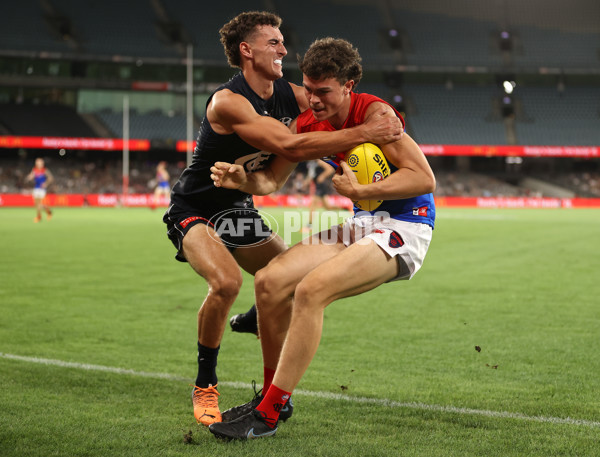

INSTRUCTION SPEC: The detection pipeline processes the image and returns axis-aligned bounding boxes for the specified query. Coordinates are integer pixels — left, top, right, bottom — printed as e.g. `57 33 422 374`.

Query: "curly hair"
298 37 362 87
219 11 282 68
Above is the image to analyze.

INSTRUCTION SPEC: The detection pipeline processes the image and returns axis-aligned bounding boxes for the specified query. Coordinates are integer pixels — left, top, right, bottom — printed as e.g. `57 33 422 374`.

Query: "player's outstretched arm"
208 90 403 163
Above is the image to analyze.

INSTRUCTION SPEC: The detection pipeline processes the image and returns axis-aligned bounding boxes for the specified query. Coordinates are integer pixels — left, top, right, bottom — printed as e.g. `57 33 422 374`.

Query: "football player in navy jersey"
162 12 404 426
207 37 436 440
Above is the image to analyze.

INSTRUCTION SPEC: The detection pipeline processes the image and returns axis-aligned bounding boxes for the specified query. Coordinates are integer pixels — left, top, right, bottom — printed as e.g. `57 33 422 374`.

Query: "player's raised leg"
273 238 398 394
220 231 342 424
209 238 399 440
255 232 344 381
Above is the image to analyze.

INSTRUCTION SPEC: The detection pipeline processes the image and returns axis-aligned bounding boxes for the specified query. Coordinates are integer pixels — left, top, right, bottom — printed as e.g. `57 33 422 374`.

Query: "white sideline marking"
2 352 599 429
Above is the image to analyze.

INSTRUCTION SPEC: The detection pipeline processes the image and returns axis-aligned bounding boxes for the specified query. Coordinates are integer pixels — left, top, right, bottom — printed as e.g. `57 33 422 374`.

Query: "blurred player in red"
208 37 436 440
162 13 404 427
26 158 54 223
152 161 170 209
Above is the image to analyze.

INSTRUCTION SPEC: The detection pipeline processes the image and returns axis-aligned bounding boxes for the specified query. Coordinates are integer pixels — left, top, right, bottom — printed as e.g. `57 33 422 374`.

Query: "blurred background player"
162 12 404 427
304 159 336 232
26 158 54 223
208 37 435 441
152 161 170 209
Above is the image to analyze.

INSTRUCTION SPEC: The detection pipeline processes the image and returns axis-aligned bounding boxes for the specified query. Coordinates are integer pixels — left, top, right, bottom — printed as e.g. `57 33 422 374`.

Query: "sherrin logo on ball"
344 142 390 211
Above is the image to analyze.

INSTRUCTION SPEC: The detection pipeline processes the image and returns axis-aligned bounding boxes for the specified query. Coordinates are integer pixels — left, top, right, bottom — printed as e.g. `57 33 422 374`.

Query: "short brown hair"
298 37 363 87
219 11 282 68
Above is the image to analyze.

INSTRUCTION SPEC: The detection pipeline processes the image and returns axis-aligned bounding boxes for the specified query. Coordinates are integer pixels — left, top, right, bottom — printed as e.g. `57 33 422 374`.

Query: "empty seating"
50 0 177 57
160 0 250 63
403 84 508 145
95 110 187 140
0 0 71 53
515 86 600 145
0 104 97 137
392 8 504 68
275 0 396 68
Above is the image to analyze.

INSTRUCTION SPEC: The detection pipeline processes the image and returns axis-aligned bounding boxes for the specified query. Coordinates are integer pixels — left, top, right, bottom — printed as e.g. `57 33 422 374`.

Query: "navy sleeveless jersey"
170 72 300 212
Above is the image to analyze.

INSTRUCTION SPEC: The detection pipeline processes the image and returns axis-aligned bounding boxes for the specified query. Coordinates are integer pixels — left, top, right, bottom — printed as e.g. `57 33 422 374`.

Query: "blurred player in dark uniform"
208 37 435 441
26 158 53 223
162 12 404 426
305 159 337 231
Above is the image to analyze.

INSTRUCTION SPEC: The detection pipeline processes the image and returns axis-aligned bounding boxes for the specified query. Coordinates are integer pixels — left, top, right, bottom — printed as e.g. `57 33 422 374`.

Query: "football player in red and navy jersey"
162 13 404 427
26 158 54 223
208 37 436 440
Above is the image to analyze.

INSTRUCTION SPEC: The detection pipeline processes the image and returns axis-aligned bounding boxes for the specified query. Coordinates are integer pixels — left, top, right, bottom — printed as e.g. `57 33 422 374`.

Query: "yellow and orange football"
344 143 390 211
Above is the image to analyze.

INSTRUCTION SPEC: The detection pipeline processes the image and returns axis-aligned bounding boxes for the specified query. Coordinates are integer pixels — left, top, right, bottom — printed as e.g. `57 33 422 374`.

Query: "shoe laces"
251 380 263 400
254 409 278 429
192 385 220 409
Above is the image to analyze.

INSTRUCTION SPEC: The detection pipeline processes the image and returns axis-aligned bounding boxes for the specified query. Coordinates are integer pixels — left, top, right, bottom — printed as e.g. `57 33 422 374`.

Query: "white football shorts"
32 188 47 199
337 214 433 281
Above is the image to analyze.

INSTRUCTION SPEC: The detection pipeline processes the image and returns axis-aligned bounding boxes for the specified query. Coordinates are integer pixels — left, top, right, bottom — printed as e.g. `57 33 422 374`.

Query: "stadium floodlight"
503 80 516 94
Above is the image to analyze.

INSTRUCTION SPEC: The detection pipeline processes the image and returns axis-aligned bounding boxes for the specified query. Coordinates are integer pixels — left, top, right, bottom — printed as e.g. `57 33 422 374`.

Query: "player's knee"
208 273 242 305
254 268 272 306
255 266 285 308
294 278 329 311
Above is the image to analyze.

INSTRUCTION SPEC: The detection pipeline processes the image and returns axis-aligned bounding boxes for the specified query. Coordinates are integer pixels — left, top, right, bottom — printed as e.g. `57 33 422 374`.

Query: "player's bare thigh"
297 237 399 306
232 232 287 276
182 223 241 283
256 229 346 296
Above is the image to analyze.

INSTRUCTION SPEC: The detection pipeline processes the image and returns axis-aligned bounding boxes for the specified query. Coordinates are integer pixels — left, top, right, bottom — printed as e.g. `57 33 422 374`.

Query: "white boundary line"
2 352 599 429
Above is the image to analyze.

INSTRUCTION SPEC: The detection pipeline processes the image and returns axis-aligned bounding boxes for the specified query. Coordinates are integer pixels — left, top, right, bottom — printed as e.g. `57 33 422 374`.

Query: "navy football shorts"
163 204 273 262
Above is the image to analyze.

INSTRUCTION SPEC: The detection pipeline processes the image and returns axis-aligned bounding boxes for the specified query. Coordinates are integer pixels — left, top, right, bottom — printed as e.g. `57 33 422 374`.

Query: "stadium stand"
391 8 504 68
48 0 177 58
433 171 524 197
515 86 600 145
355 82 393 101
94 109 187 141
0 0 599 200
159 0 254 63
403 84 508 145
274 0 397 68
0 104 98 137
0 0 72 54
512 27 600 69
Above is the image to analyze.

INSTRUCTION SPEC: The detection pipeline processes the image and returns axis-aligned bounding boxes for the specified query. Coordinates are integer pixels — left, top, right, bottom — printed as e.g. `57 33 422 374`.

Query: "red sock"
263 367 275 393
256 384 291 428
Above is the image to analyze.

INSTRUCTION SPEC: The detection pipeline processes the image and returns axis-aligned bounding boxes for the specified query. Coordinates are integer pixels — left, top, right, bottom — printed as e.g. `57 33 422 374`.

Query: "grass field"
1 206 599 456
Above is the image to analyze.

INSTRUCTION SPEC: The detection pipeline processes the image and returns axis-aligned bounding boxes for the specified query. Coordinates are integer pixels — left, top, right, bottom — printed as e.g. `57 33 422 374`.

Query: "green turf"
1 207 599 456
